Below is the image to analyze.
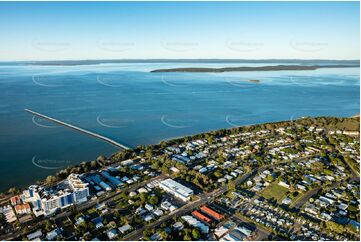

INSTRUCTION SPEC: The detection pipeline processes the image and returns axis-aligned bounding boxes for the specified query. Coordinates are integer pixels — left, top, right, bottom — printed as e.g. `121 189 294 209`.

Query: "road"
290 187 321 209
338 150 360 178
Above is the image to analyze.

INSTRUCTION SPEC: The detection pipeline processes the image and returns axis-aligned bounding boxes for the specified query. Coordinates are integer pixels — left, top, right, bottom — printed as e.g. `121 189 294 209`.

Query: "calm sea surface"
0 62 359 191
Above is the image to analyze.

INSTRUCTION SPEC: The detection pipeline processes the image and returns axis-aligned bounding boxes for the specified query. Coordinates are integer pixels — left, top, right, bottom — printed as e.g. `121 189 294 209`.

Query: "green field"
260 183 289 202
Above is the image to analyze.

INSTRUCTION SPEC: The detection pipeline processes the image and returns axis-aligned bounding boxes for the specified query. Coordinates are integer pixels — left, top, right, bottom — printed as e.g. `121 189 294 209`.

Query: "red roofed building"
192 210 212 223
15 203 31 215
10 195 21 206
200 206 224 221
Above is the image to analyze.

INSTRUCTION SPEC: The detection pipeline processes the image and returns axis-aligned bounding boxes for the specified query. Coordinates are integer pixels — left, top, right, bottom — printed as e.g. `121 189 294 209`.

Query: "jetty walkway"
25 108 131 150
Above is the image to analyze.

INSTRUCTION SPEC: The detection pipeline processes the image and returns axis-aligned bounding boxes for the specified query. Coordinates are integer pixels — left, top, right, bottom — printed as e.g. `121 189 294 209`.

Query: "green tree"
325 221 344 234
97 155 106 163
45 220 54 232
214 170 223 178
139 193 148 204
159 230 168 240
191 228 200 240
90 160 98 169
149 195 159 205
8 187 19 195
121 216 129 225
183 232 192 241
45 176 57 184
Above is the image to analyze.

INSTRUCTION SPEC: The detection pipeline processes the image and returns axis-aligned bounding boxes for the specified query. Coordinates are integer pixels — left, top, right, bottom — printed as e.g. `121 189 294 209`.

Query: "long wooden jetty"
25 108 131 150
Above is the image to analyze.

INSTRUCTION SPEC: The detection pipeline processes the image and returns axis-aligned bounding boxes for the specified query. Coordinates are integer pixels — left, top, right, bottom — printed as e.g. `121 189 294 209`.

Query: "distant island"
150 64 360 73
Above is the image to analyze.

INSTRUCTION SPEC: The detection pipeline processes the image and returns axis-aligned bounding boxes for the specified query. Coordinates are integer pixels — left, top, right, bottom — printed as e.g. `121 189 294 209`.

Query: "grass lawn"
260 183 289 202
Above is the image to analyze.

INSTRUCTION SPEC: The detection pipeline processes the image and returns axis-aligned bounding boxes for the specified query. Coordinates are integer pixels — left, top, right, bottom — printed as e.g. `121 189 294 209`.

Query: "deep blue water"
0 62 359 191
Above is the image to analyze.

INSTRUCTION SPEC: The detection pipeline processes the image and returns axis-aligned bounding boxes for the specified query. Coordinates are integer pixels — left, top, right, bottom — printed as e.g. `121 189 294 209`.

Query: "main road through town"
123 168 259 241
123 154 321 241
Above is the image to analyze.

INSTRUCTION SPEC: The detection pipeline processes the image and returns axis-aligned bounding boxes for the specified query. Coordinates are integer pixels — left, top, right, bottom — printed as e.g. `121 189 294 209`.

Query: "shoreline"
1 114 359 195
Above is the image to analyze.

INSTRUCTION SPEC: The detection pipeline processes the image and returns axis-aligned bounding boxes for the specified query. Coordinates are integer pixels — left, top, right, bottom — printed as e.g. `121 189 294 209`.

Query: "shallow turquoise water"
0 62 359 191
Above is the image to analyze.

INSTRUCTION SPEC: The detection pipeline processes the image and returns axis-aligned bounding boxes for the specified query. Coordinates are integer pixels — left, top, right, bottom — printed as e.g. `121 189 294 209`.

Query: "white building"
67 174 89 203
2 206 17 223
159 179 193 202
25 174 89 215
118 224 132 234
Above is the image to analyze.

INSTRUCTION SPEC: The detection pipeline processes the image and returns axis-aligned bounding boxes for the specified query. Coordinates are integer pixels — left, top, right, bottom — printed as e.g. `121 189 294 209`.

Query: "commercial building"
90 174 112 191
101 171 124 187
200 206 224 221
159 179 193 202
192 210 212 223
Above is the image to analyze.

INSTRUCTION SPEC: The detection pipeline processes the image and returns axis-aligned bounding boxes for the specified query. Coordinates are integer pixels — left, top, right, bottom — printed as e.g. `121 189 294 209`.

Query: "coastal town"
0 116 359 241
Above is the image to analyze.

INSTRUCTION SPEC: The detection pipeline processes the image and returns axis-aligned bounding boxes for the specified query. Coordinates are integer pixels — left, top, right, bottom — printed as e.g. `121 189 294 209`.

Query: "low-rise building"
27 230 42 241
182 215 209 233
15 203 31 215
159 179 193 202
118 224 132 234
10 195 21 206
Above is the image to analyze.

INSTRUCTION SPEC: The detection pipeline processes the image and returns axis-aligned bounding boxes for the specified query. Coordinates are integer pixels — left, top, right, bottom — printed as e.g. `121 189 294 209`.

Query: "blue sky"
0 1 359 61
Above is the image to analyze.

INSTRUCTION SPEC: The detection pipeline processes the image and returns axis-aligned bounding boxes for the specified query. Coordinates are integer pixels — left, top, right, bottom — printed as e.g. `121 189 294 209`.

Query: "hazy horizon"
0 1 359 61
2 58 360 64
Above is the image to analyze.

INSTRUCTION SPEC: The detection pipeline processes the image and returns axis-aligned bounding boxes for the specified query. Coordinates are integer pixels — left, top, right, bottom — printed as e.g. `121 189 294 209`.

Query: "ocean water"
0 62 359 191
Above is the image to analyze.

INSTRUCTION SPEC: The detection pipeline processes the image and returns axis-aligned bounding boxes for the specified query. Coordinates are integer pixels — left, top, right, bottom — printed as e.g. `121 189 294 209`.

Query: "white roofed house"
137 187 148 194
343 130 359 136
46 228 61 241
27 230 43 241
319 196 335 206
145 203 154 211
173 221 184 231
121 159 134 166
143 214 154 222
118 224 132 234
153 209 164 217
278 181 290 189
107 228 118 240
